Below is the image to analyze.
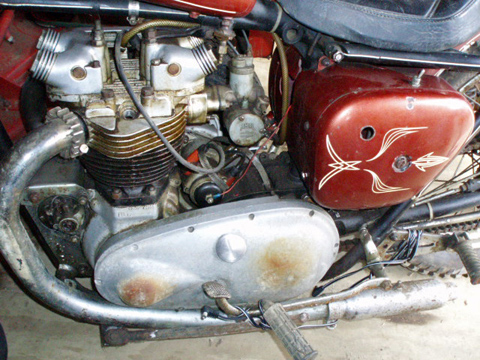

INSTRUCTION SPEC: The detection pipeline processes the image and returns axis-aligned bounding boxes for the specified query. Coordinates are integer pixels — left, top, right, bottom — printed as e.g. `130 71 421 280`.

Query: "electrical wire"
312 230 423 297
114 31 226 174
214 106 292 198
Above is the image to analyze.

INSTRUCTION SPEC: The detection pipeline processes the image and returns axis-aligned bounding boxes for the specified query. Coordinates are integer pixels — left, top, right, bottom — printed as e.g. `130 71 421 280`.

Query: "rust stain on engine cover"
257 238 315 290
117 275 176 307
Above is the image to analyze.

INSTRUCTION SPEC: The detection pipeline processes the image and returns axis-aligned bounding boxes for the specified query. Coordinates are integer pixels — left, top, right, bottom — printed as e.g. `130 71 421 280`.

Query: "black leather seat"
278 0 480 52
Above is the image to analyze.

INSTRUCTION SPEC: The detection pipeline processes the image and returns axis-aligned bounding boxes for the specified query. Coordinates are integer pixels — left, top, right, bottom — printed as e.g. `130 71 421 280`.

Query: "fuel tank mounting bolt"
392 155 412 173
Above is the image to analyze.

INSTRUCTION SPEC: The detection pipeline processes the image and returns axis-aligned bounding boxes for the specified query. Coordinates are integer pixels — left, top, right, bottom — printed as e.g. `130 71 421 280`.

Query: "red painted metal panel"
142 0 256 17
0 12 42 141
287 64 474 210
249 30 274 58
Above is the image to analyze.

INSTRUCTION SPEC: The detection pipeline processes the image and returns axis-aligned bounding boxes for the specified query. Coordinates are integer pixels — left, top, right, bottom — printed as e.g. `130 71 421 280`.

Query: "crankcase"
94 197 339 309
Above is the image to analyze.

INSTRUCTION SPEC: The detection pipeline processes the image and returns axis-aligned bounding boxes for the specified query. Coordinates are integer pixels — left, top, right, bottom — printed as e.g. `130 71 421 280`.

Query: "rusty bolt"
29 192 41 204
141 86 154 97
71 66 87 80
101 89 115 100
78 196 88 206
239 116 245 122
112 188 122 200
167 63 181 76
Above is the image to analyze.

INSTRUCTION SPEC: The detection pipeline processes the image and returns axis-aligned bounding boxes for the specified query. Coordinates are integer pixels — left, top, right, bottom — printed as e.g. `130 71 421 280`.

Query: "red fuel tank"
142 0 256 17
287 64 474 210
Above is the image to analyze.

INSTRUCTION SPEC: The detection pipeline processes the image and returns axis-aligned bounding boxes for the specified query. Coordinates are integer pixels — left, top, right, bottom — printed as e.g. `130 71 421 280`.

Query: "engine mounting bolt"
167 63 181 76
71 66 87 80
79 144 89 154
141 86 154 97
78 197 88 206
70 236 79 243
147 185 156 195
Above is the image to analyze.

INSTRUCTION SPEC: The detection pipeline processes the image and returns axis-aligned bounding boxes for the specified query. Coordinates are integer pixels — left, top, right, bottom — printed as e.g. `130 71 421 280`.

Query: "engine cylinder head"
36 28 61 52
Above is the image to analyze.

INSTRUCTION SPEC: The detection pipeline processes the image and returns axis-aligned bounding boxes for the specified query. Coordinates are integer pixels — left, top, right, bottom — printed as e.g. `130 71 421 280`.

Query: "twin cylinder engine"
25 24 339 311
31 26 268 201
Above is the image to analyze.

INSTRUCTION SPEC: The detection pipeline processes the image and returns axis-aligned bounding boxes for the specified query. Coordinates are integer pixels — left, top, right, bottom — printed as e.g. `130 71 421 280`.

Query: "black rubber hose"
20 76 47 132
323 199 414 280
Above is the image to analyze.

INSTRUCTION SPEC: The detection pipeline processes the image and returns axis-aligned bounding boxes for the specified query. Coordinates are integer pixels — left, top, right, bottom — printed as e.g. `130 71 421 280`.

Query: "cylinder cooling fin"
82 111 187 188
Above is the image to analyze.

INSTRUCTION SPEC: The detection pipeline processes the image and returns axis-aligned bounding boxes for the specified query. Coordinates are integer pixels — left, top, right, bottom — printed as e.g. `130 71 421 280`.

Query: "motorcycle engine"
24 25 339 309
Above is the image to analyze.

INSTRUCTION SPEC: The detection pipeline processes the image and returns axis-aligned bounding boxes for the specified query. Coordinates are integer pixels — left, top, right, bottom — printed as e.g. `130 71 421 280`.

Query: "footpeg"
262 300 318 360
202 281 241 316
445 233 480 285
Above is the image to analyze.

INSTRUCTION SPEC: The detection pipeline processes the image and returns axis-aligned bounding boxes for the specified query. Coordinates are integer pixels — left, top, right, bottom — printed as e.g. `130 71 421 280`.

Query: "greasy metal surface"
94 197 339 309
86 110 187 159
287 64 474 210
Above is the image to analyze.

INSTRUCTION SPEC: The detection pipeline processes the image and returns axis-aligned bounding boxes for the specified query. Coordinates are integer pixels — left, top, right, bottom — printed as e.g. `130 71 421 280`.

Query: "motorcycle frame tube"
0 0 283 31
340 43 480 71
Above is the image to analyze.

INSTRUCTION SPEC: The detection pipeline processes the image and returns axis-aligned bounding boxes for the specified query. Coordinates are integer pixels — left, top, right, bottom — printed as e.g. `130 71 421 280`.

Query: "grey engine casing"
93 197 339 309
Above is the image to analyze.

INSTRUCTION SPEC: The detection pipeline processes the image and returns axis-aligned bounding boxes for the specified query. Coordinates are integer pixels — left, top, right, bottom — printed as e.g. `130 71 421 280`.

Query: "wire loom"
202 230 422 330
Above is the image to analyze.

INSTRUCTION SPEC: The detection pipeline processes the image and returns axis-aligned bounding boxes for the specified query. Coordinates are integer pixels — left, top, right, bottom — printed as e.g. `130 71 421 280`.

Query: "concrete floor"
2 60 480 360
1 264 480 360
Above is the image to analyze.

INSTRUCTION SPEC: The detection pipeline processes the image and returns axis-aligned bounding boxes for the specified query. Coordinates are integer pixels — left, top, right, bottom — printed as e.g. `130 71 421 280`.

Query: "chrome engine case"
92 197 339 309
